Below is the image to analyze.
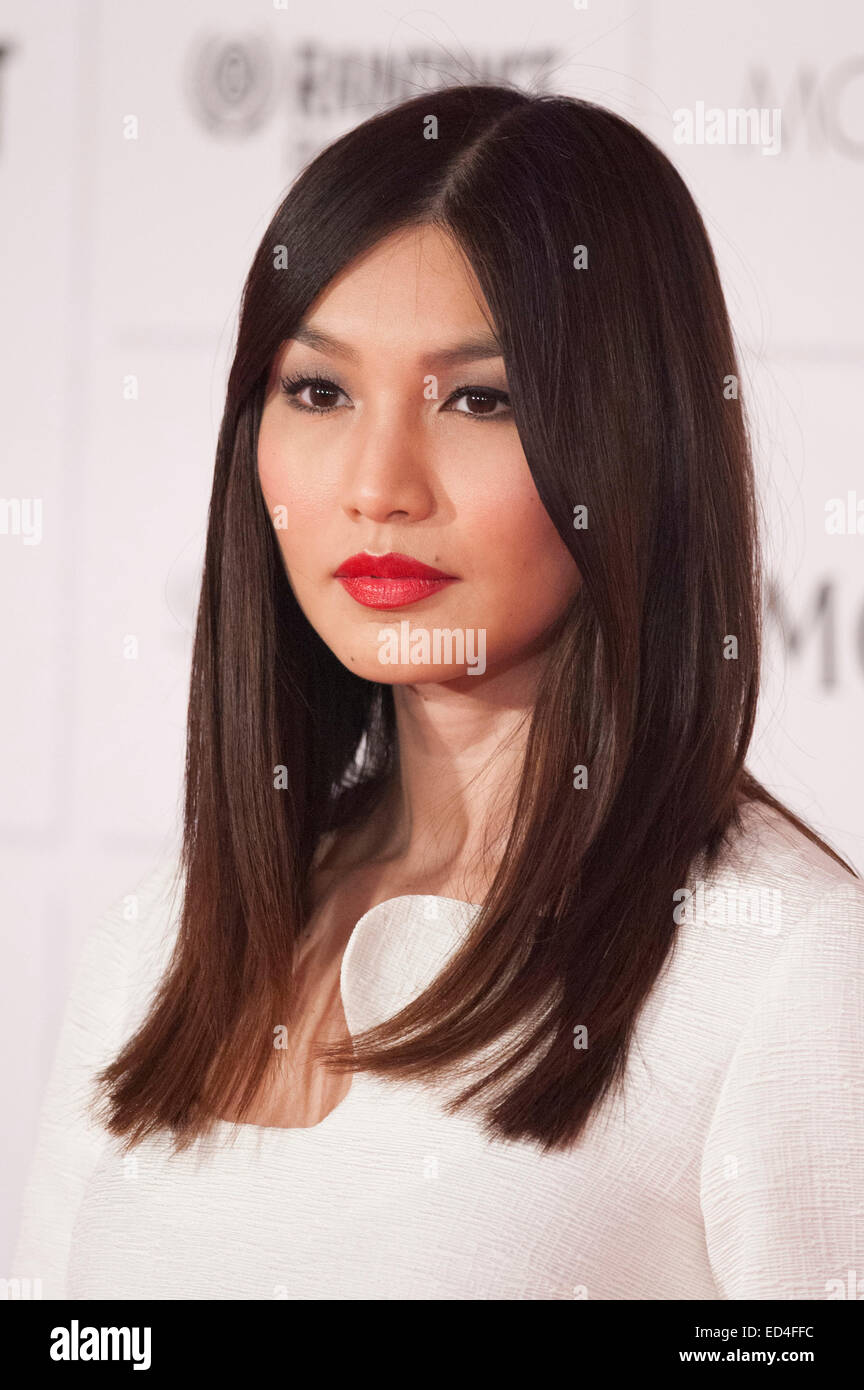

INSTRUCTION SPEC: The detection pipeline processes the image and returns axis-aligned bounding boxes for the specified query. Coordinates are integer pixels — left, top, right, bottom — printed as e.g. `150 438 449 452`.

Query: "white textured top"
12 802 864 1300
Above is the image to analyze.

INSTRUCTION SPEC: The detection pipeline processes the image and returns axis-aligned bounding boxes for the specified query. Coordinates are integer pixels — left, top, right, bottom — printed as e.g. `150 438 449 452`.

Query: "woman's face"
257 223 580 686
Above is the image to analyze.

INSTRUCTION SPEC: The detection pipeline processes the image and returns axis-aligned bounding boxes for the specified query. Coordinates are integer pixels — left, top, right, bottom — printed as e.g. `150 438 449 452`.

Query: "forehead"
300 224 496 352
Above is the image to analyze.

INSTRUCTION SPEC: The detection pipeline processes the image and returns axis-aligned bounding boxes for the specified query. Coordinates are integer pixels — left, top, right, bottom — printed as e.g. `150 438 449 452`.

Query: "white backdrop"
2 0 862 1273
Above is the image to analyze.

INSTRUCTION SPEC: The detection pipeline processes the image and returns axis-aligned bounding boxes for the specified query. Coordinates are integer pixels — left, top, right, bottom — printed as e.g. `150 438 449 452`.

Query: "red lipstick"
333 551 458 609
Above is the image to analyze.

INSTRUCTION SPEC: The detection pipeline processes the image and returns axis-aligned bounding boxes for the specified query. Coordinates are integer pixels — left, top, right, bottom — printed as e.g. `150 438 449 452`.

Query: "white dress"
11 800 864 1300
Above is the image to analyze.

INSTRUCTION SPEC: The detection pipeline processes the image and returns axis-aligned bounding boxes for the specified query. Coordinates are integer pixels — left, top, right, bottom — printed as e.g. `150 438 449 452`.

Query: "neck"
369 650 545 888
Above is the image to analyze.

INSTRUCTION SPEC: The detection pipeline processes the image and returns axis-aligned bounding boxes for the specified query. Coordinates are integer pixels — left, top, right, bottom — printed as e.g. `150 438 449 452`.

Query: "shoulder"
718 796 864 991
733 795 861 867
689 797 864 948
656 798 864 1064
73 850 186 1042
124 851 187 1032
719 796 861 894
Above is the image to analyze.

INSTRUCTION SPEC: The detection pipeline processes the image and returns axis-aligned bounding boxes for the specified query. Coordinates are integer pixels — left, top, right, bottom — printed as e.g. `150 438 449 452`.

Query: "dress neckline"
206 893 482 1146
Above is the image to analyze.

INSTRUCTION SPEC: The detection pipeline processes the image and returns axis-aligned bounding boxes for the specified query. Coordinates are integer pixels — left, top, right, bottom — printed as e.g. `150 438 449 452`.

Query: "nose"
340 398 436 525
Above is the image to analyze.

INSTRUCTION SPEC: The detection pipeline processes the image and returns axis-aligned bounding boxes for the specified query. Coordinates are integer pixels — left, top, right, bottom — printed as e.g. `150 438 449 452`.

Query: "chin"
336 653 488 685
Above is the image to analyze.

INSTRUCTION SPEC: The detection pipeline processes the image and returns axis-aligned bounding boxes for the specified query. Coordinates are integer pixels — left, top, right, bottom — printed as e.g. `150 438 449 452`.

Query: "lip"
333 551 459 609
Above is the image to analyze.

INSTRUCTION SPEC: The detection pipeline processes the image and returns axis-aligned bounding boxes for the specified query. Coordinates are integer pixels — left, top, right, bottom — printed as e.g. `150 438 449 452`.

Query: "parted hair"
96 83 856 1153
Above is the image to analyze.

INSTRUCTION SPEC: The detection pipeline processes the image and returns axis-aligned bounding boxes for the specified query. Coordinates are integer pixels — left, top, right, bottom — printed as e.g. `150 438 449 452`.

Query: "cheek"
257 422 330 525
256 415 288 508
257 430 313 579
258 411 305 499
460 469 578 600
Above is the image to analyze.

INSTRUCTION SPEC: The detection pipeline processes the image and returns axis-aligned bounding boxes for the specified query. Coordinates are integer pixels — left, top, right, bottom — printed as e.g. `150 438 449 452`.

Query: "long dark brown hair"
96 83 857 1154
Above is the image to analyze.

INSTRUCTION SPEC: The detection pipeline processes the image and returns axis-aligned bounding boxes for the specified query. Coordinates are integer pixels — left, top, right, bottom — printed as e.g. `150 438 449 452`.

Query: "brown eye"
279 374 350 414
305 383 340 409
445 386 511 419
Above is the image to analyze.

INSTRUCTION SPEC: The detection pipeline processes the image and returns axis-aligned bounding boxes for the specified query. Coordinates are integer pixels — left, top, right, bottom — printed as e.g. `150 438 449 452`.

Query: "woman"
13 83 864 1300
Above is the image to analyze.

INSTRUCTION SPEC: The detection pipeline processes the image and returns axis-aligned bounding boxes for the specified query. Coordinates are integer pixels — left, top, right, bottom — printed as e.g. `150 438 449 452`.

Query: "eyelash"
278 371 511 421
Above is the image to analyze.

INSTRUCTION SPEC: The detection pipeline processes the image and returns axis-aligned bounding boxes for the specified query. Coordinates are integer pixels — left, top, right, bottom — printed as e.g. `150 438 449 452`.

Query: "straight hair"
96 83 857 1153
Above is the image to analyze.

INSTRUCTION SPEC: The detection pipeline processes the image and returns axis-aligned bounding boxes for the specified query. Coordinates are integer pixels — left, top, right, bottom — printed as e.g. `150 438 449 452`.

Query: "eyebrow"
290 322 504 367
